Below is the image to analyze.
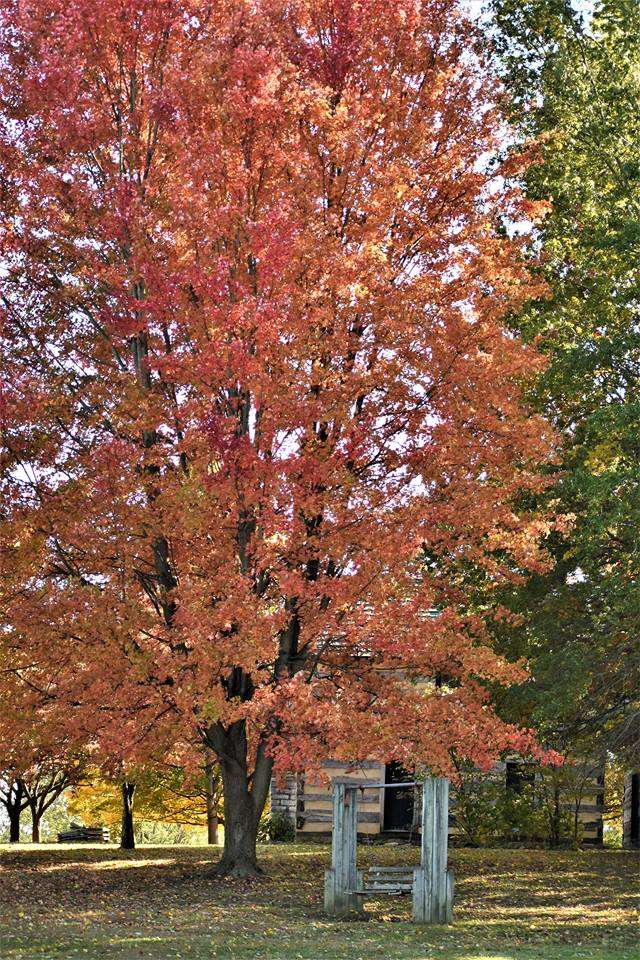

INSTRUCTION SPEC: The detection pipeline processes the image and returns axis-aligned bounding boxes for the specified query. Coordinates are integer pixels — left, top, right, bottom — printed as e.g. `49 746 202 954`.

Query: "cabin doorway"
383 761 415 831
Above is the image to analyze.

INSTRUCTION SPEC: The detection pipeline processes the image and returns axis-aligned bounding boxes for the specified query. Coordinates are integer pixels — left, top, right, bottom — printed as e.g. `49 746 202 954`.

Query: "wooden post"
324 780 363 916
413 776 454 924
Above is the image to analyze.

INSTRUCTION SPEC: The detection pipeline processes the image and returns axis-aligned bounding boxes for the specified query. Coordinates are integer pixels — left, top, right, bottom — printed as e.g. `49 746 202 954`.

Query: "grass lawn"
0 843 637 960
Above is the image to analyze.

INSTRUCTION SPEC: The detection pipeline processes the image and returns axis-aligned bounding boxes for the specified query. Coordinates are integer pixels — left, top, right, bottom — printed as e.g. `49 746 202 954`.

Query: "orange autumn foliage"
0 0 556 872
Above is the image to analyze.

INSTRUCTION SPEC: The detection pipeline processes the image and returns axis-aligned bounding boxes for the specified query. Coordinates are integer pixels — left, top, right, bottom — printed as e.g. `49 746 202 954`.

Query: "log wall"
277 758 604 844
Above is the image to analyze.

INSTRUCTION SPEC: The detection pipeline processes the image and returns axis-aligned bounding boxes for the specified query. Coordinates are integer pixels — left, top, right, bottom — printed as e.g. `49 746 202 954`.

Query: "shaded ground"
0 842 637 959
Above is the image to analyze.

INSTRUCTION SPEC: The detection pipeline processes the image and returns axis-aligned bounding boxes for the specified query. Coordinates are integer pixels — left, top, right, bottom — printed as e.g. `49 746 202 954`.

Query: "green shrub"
258 810 295 843
452 765 580 848
452 770 506 846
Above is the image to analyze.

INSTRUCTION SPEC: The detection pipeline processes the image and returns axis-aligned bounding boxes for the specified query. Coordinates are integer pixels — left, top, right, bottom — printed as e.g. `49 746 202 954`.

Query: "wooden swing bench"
324 778 454 924
356 865 415 895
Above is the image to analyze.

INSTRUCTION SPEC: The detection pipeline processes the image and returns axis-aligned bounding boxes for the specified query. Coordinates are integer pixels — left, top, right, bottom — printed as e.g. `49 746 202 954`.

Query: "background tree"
0 676 86 842
22 763 82 843
0 777 30 844
1 0 556 876
490 0 640 772
68 762 222 845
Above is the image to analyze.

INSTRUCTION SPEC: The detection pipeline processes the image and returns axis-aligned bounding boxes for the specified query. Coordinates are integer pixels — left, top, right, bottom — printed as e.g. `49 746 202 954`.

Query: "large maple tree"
1 0 555 875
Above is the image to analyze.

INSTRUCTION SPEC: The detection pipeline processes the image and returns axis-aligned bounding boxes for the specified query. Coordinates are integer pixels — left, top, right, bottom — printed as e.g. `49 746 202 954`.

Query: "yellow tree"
68 764 223 844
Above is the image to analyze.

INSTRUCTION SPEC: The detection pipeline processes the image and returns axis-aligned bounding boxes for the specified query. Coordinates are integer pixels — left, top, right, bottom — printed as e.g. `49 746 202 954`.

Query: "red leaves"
1 0 558 783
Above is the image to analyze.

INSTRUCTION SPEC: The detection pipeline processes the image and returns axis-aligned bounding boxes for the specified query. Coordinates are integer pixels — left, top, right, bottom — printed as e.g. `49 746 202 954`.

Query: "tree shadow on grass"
0 845 636 959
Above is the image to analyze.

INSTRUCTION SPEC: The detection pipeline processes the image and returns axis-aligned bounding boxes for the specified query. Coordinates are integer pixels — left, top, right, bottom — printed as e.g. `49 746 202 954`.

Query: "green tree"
490 0 640 767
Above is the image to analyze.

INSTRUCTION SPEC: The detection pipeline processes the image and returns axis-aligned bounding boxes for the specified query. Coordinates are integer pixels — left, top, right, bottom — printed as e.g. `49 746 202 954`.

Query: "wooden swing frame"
324 776 454 923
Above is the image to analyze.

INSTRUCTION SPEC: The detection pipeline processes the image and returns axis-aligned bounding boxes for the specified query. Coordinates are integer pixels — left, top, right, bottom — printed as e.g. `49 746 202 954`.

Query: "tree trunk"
120 781 136 850
207 721 273 878
217 758 261 877
205 763 218 845
550 786 561 848
207 807 219 845
8 780 24 843
8 805 21 843
31 813 41 843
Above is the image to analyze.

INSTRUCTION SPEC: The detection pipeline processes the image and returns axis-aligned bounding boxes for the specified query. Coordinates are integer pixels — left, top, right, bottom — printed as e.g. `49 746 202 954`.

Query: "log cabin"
270 756 605 845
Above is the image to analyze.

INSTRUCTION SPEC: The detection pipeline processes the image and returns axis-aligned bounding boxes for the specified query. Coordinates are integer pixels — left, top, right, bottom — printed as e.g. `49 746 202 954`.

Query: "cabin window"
506 761 535 795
